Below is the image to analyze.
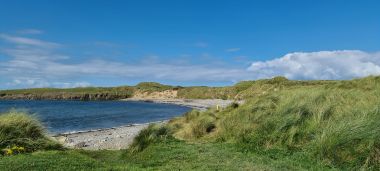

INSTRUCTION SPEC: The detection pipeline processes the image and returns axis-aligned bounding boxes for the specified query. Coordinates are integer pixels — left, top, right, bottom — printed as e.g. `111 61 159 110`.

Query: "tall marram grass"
169 109 219 140
0 111 62 152
130 76 380 170
128 124 171 153
215 88 380 169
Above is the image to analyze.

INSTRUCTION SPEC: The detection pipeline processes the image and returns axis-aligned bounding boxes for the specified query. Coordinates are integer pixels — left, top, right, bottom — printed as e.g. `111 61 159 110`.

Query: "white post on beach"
216 104 220 111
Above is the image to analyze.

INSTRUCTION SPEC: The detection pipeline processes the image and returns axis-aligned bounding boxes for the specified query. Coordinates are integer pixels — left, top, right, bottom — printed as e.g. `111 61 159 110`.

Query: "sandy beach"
122 98 238 111
54 99 239 150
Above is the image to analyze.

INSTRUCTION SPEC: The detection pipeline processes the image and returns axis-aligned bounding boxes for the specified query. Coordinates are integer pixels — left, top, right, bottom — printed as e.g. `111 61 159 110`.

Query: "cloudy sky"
0 0 379 89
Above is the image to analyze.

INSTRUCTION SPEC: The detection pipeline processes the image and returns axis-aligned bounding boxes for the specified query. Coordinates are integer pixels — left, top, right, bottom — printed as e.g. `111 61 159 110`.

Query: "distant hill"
0 76 377 101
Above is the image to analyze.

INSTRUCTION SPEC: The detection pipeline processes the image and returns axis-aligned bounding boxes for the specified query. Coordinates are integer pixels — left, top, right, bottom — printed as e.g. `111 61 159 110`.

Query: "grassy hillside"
0 86 135 100
161 76 380 169
135 82 177 92
1 76 380 170
0 77 337 100
176 76 337 99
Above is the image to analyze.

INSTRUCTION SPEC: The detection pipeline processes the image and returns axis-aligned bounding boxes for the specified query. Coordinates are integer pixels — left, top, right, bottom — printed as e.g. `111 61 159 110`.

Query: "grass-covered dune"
0 77 336 100
1 76 380 170
132 76 380 170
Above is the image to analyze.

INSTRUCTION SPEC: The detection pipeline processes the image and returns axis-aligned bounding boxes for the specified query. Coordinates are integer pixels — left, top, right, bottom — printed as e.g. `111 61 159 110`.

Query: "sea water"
0 100 191 134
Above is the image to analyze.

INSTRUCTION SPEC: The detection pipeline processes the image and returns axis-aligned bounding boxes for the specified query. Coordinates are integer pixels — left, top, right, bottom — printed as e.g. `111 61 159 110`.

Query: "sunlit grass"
155 76 380 169
0 111 62 152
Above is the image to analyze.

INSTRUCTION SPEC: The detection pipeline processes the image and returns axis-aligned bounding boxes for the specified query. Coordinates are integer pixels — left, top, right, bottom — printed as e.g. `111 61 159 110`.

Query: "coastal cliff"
0 93 131 100
0 86 135 100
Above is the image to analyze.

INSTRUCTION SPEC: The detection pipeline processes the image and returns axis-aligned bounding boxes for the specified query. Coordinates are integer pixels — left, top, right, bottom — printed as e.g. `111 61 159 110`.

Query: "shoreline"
122 98 239 111
53 120 169 136
54 98 239 150
54 121 167 150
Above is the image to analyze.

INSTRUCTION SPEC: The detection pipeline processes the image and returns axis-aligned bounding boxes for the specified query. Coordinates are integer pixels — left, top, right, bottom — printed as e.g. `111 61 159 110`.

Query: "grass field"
1 76 380 170
0 139 335 171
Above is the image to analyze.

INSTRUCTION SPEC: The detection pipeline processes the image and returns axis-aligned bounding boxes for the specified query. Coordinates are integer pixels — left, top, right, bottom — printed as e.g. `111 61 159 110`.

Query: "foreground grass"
0 139 334 171
0 111 62 152
0 151 103 170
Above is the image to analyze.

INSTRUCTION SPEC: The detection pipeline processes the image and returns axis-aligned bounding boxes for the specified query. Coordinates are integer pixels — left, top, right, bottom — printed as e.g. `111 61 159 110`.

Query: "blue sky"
0 0 380 89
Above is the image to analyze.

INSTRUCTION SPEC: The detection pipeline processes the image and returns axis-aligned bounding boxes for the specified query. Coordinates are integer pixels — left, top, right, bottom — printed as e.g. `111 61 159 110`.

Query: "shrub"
0 111 62 153
129 124 171 153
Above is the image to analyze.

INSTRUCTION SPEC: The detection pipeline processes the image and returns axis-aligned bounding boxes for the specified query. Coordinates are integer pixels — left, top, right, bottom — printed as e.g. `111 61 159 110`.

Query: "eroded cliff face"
132 90 178 99
0 93 131 100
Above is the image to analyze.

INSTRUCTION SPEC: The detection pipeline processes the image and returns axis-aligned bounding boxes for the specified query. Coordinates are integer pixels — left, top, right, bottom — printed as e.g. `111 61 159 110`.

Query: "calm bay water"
0 100 191 134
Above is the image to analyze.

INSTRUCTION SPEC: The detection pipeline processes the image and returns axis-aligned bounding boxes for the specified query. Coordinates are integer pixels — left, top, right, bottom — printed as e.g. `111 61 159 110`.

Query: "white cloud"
57 82 91 88
248 50 380 80
1 33 380 89
7 78 91 88
226 48 240 52
0 34 60 48
7 78 51 88
0 34 251 88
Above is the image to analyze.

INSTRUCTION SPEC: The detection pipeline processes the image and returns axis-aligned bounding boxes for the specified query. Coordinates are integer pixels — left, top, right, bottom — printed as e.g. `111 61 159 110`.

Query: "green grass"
128 124 172 153
167 76 380 170
123 139 335 170
135 82 177 92
0 77 338 100
0 140 335 171
176 76 337 100
0 86 135 100
0 151 104 171
0 111 62 152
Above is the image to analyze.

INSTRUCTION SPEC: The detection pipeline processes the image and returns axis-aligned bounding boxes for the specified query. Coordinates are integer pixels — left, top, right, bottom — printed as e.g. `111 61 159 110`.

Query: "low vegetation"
0 140 333 170
0 111 62 154
1 76 380 170
132 76 380 170
0 76 336 100
0 86 135 100
128 124 171 153
135 82 177 92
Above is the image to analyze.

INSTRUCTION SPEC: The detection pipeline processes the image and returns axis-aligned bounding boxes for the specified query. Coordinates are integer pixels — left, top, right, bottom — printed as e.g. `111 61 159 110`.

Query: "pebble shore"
54 99 240 150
